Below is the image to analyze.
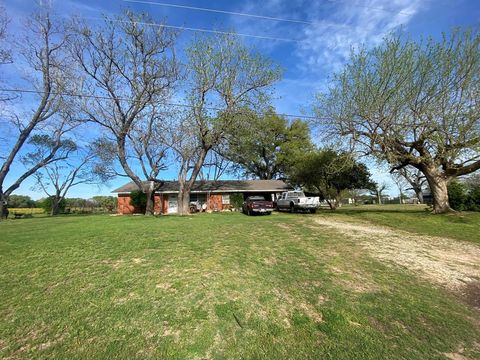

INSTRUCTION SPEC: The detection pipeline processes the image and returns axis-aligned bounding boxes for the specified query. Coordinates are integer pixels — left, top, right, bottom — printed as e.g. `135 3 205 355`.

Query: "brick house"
113 180 292 215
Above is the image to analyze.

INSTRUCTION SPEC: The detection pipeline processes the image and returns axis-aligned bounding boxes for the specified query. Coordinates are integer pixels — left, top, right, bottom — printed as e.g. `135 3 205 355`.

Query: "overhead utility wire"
122 0 312 24
85 16 300 42
123 0 416 19
0 88 326 121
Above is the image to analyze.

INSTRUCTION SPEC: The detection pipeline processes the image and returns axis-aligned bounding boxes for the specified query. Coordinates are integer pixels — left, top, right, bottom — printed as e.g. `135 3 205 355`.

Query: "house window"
190 193 207 204
222 194 230 204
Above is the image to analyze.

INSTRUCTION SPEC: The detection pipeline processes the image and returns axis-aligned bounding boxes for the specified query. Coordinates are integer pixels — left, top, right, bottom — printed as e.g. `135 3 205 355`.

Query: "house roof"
112 179 293 194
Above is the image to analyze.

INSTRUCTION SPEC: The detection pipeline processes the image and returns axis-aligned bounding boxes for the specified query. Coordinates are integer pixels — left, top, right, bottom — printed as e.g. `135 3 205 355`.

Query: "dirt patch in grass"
444 345 470 360
263 257 278 266
131 257 146 264
155 282 174 290
101 259 124 269
162 327 181 342
114 292 138 305
272 288 323 325
276 223 294 230
329 266 381 294
462 281 480 309
8 326 66 357
314 217 480 291
37 333 65 351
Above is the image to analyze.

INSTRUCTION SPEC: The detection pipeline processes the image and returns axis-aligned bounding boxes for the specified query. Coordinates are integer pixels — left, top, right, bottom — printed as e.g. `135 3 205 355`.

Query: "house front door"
168 194 178 214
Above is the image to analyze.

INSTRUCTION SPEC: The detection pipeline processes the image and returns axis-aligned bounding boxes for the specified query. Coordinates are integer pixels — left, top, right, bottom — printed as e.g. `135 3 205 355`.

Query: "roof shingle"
112 180 292 193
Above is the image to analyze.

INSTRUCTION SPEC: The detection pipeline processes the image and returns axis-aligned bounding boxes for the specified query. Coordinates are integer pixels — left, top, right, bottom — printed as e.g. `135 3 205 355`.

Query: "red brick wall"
162 195 169 214
208 194 223 211
118 192 235 214
154 195 162 214
117 194 166 214
117 194 137 214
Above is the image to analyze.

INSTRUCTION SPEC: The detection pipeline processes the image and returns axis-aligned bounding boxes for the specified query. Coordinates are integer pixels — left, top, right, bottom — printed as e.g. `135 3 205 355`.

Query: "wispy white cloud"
230 0 426 71
227 0 428 113
297 0 426 73
229 0 306 51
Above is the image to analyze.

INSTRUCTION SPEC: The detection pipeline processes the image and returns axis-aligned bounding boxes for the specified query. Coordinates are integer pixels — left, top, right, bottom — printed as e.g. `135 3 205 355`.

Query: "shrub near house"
448 180 480 211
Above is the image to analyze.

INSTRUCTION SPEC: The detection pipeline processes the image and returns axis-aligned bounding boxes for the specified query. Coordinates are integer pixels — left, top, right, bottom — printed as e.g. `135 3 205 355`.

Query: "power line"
122 0 312 24
123 0 418 22
0 88 325 121
85 16 300 42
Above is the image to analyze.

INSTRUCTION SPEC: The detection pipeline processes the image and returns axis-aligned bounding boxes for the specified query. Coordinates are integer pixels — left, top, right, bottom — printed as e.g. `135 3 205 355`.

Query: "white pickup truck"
276 191 320 213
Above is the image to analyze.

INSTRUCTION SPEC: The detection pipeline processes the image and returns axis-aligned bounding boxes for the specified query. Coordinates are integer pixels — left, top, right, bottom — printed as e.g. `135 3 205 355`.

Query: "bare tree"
173 34 281 215
71 11 179 215
391 171 409 204
317 29 480 213
397 166 427 203
30 141 100 215
0 6 11 65
0 9 79 217
369 182 388 205
199 150 231 182
0 6 13 104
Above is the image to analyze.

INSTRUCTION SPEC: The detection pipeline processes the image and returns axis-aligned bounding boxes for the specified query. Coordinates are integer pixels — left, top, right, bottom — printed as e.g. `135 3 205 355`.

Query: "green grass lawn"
1 212 479 359
325 204 480 244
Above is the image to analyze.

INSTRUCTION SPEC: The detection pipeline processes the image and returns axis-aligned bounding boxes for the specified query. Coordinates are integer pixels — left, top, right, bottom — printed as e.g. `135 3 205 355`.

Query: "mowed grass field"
1 208 479 359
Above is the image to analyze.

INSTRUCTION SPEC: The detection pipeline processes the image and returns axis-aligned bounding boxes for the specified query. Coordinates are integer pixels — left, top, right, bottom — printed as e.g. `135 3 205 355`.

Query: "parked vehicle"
242 196 274 215
276 191 319 213
189 201 207 213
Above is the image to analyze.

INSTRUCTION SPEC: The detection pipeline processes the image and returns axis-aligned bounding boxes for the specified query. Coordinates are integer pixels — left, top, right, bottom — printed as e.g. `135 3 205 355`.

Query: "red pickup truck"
242 196 274 216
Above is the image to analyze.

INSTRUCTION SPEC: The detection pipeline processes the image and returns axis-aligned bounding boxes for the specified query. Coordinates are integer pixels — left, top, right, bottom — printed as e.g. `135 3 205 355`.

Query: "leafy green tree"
447 181 467 211
446 176 480 211
465 173 480 211
223 109 313 179
317 29 480 213
65 198 87 210
289 150 372 209
466 184 480 211
6 195 36 208
40 196 66 214
92 196 117 212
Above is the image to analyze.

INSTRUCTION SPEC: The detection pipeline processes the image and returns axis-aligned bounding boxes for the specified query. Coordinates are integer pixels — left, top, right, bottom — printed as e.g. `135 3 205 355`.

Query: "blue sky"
2 0 480 199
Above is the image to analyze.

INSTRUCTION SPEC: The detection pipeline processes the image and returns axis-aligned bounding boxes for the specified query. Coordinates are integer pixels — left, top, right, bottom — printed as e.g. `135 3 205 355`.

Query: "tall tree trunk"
144 182 156 215
422 167 452 214
51 198 59 216
145 189 155 216
176 148 209 216
50 202 57 216
0 191 7 220
414 188 424 204
51 191 63 216
177 167 189 215
326 199 337 210
178 191 190 216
